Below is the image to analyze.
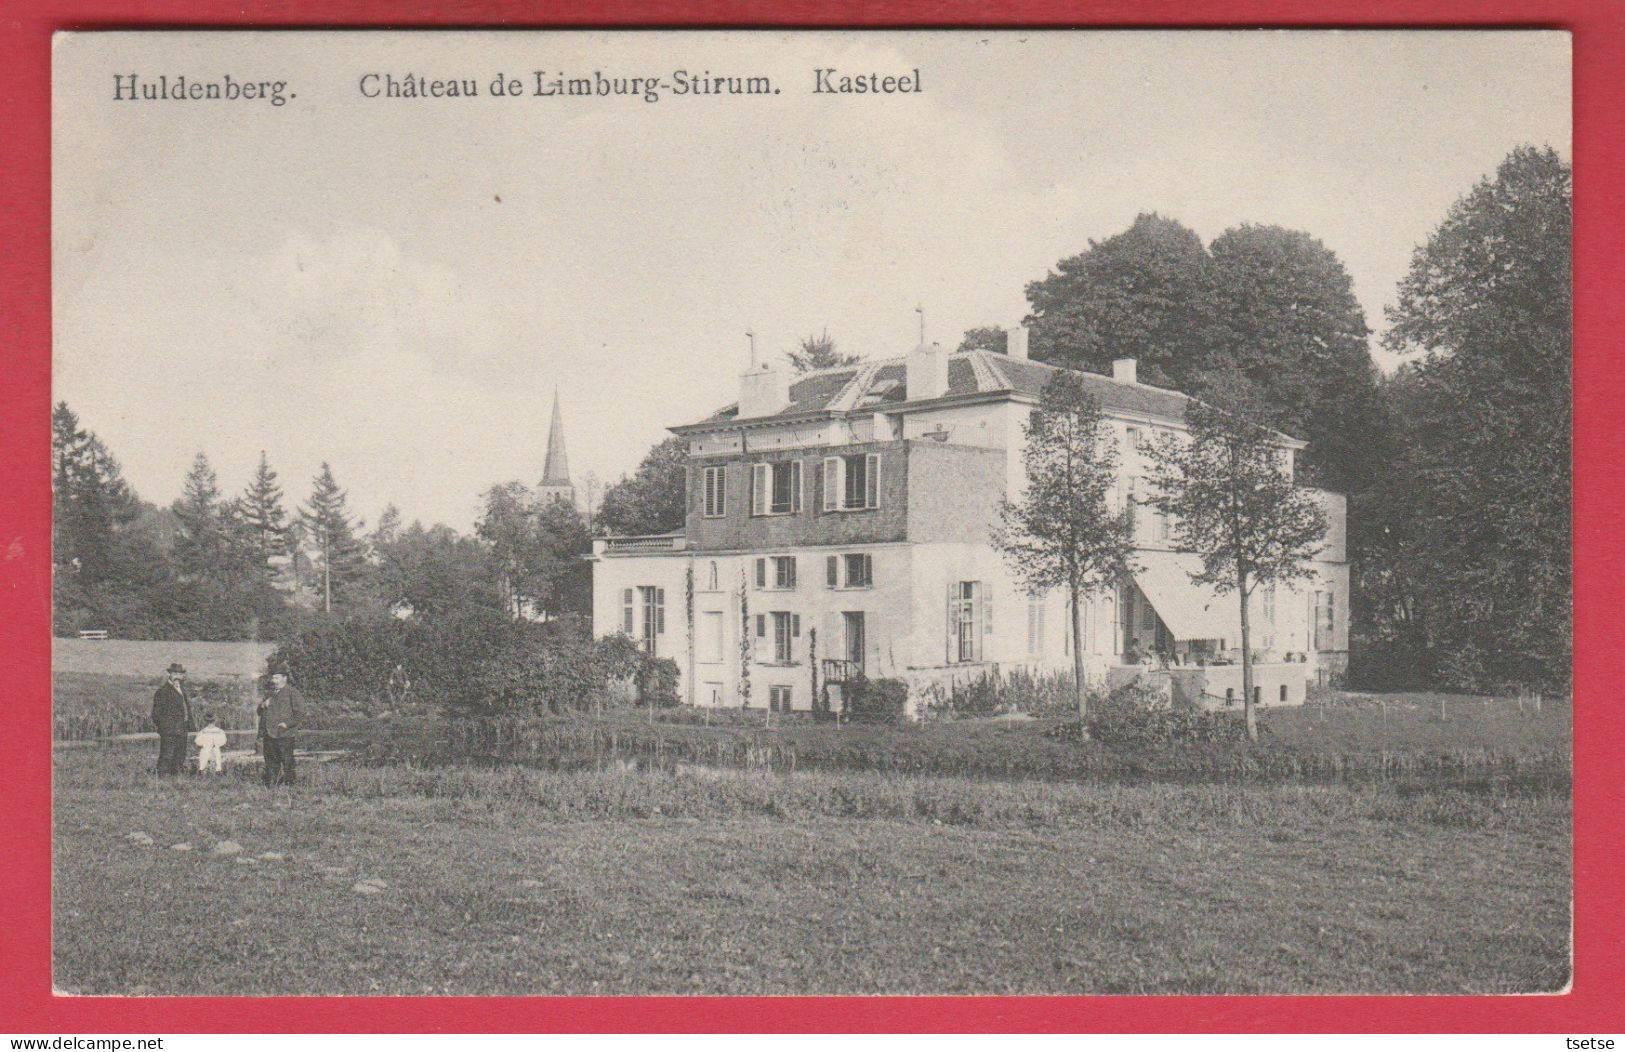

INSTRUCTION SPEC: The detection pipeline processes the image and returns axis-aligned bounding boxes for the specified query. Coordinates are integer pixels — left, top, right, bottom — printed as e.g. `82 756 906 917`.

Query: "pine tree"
52 402 139 582
239 451 291 574
300 462 368 612
173 452 232 580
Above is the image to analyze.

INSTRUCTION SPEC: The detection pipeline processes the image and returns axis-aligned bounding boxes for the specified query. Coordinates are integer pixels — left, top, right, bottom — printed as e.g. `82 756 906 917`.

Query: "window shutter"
862 553 873 586
755 558 766 588
822 457 841 511
655 589 666 634
756 614 766 638
752 463 768 516
716 465 726 515
791 614 801 638
623 589 634 635
865 453 880 509
791 460 803 513
978 585 991 661
947 582 958 662
826 555 838 587
786 557 797 589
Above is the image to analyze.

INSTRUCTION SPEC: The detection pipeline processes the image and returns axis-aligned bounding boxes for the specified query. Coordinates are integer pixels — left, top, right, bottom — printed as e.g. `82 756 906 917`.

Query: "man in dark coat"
151 662 196 775
258 668 303 786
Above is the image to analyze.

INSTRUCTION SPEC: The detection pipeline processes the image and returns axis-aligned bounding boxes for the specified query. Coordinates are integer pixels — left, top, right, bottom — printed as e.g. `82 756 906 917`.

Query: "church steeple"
539 389 575 507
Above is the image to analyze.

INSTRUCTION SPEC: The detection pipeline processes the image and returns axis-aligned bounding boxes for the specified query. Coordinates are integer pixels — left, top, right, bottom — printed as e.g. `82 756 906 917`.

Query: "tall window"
751 461 802 516
764 610 799 663
706 561 719 590
1260 586 1277 649
950 581 985 663
1314 589 1335 650
702 465 727 518
637 586 665 656
822 453 881 511
1027 597 1046 656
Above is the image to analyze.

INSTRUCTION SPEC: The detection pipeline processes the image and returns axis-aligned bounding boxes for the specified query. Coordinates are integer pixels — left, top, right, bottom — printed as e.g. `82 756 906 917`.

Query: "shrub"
636 657 681 708
1080 683 1258 747
845 675 910 724
919 668 1079 721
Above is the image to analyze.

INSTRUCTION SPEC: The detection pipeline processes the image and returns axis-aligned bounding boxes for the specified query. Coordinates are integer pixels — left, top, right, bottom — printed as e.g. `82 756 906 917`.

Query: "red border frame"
3 2 1620 1034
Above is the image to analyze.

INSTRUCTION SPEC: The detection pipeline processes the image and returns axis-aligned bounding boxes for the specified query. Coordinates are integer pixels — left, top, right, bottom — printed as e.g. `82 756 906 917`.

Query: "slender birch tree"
992 372 1136 723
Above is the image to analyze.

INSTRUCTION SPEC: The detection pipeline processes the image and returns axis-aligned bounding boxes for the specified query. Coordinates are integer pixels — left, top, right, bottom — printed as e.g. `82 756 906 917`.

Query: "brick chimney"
738 362 790 419
907 342 948 401
1112 357 1138 384
1006 325 1030 361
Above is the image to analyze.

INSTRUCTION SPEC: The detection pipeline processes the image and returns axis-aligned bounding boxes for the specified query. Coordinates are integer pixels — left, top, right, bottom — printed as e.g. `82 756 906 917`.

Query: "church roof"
542 389 571 486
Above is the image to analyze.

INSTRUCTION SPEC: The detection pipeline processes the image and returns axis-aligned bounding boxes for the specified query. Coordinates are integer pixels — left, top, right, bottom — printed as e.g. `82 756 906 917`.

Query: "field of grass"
53 741 1570 995
54 637 278 678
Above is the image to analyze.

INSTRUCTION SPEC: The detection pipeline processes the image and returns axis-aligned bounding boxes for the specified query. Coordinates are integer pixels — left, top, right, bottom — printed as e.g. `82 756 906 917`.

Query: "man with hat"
151 662 196 775
258 666 303 786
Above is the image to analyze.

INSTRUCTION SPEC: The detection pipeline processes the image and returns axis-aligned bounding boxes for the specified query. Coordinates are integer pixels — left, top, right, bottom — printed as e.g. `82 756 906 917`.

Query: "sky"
53 30 1571 532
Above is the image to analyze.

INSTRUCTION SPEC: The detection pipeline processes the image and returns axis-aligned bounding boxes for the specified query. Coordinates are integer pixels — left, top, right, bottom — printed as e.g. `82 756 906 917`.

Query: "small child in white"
194 715 228 774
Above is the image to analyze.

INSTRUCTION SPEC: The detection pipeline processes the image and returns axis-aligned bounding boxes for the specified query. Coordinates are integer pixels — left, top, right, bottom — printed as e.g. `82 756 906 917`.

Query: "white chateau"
591 329 1349 714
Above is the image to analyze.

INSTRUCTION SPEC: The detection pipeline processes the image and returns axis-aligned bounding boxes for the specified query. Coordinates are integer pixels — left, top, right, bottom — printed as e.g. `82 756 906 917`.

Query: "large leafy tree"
373 517 502 617
788 329 861 373
992 373 1136 722
1373 146 1571 691
1025 213 1225 388
476 482 592 620
1143 401 1327 742
300 462 369 612
1206 225 1384 495
595 436 689 536
1024 215 1383 497
957 326 1009 354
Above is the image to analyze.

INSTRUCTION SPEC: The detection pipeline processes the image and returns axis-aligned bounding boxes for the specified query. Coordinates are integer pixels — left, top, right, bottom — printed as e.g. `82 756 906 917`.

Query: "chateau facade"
591 331 1349 714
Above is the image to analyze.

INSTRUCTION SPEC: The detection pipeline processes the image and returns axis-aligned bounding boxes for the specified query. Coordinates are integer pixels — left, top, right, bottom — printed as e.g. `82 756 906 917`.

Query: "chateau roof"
676 349 1204 431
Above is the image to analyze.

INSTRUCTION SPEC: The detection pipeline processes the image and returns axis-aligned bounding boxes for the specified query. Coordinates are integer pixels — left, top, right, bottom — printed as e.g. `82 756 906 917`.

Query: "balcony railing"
594 533 687 555
821 658 863 683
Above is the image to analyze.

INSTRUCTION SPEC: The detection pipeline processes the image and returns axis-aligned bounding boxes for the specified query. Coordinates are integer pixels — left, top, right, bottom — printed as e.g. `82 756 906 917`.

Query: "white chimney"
1006 325 1030 361
907 342 948 401
1112 357 1138 384
738 362 790 419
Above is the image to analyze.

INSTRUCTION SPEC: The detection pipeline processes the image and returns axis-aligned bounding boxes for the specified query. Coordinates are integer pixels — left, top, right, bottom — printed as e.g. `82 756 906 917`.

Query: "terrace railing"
594 533 688 555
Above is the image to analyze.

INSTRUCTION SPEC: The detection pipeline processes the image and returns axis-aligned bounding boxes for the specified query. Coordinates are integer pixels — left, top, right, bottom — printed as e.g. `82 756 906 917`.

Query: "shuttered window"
702 465 727 518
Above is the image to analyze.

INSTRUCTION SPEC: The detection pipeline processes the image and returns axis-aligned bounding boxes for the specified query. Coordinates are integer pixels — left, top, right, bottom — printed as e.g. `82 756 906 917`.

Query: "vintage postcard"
51 29 1571 996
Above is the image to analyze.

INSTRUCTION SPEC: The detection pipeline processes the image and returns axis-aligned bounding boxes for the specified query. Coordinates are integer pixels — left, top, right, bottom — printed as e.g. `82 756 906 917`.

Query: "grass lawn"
54 743 1570 996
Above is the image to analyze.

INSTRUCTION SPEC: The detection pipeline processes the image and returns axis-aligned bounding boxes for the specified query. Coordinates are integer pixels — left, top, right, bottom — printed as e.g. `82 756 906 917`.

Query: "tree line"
52 410 601 640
